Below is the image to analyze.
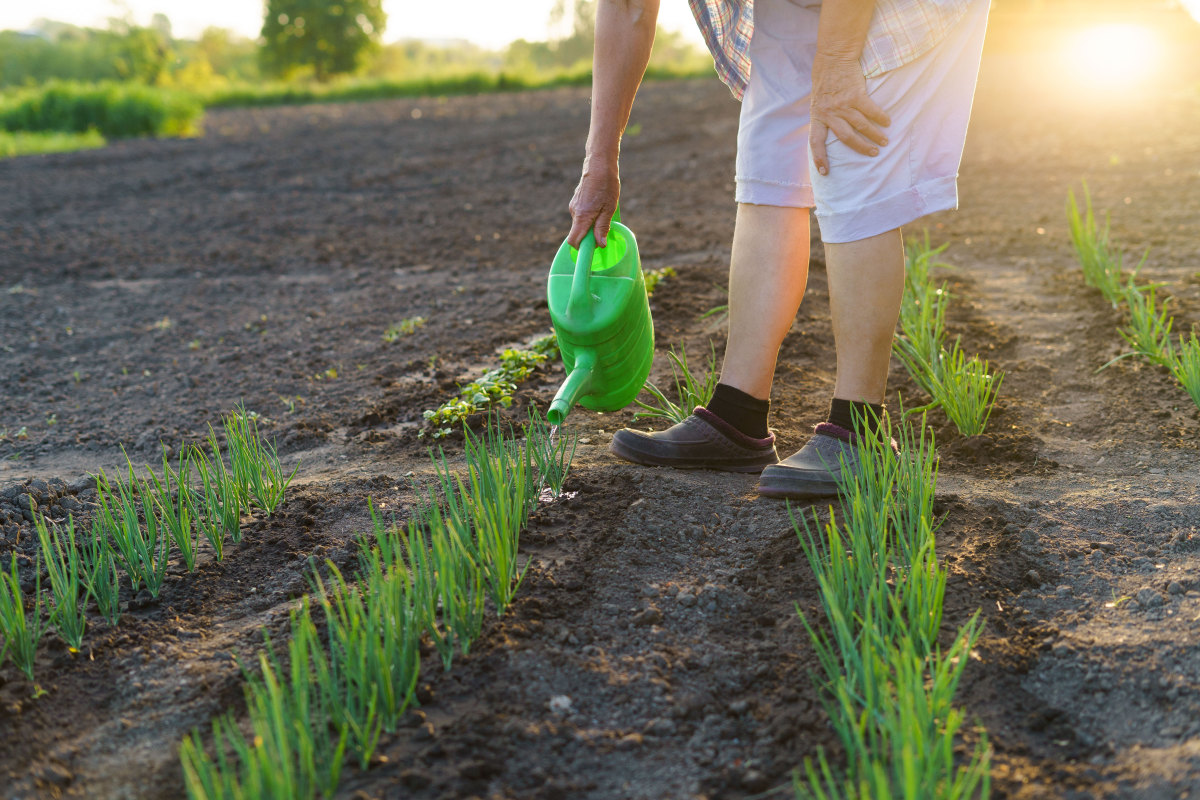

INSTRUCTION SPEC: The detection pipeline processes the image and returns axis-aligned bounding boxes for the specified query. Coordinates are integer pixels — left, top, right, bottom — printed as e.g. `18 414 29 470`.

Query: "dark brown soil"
3 33 1200 800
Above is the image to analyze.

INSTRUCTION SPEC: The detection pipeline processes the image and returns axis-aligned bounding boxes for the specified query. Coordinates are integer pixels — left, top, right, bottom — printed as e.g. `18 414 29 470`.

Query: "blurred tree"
260 0 386 81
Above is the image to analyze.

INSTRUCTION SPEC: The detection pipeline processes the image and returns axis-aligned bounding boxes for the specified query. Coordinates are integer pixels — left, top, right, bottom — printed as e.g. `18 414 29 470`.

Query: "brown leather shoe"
608 407 778 473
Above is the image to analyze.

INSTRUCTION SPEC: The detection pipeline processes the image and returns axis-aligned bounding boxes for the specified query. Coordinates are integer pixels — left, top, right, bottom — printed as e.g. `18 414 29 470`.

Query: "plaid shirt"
688 0 971 99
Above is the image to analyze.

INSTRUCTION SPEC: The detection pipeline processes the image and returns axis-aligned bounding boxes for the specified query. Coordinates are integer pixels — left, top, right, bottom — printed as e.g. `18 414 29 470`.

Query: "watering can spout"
547 349 596 426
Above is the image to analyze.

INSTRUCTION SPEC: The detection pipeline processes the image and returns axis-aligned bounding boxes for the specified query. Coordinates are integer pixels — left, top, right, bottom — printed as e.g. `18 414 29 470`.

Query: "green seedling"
148 447 199 572
792 414 990 799
383 316 427 342
1168 331 1200 411
312 562 420 766
0 551 44 683
95 464 170 597
422 341 553 438
634 342 719 425
526 411 578 499
33 511 86 653
1067 183 1137 308
190 441 241 557
926 344 1005 437
1101 278 1174 370
180 610 347 800
644 266 676 296
224 406 298 516
82 517 122 626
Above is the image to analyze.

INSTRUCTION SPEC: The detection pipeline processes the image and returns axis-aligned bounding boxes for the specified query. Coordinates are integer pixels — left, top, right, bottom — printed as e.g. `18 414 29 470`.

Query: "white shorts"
735 0 989 243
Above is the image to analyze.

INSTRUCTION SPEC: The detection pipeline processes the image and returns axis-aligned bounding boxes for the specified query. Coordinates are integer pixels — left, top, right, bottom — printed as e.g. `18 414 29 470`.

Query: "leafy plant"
382 316 426 342
81 517 122 626
224 406 298 516
95 463 170 597
422 337 556 439
644 266 676 296
33 511 86 652
634 342 719 424
0 551 44 683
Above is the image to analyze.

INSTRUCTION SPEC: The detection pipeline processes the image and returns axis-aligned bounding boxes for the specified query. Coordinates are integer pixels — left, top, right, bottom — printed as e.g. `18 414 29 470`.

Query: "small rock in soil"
676 592 697 608
1168 581 1184 595
548 695 572 714
398 768 432 790
1025 569 1042 586
1056 585 1073 597
1136 587 1165 608
644 717 677 736
633 607 663 626
728 699 750 715
128 589 157 610
742 770 770 793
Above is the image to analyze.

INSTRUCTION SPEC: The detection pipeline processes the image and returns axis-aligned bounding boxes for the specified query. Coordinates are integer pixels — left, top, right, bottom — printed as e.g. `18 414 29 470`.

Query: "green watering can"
546 209 654 425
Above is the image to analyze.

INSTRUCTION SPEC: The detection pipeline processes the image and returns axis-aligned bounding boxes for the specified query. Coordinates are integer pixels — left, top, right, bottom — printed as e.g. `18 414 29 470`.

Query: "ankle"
706 383 770 439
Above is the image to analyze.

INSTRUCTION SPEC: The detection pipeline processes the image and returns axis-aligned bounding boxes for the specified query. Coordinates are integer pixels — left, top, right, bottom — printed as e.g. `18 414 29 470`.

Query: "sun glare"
1062 24 1161 91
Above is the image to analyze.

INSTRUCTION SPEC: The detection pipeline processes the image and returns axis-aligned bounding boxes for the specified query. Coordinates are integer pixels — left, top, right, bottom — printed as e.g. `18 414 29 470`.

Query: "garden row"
0 408 294 687
180 417 577 799
1067 184 1200 409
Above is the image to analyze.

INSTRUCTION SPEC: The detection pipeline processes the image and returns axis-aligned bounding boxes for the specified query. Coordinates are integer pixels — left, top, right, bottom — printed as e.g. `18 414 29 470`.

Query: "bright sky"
0 0 706 48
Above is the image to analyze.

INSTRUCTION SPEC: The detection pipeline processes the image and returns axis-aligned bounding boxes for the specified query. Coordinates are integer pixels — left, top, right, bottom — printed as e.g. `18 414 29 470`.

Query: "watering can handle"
567 231 596 321
566 203 621 321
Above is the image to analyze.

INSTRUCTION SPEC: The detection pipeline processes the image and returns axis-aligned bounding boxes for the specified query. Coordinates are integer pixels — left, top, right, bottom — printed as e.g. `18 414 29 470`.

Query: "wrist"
583 143 621 169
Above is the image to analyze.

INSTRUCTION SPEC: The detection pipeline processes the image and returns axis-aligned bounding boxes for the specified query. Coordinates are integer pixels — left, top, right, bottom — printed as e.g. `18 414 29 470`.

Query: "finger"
827 116 881 158
810 121 830 177
593 207 613 247
843 108 889 147
567 210 598 248
859 95 891 128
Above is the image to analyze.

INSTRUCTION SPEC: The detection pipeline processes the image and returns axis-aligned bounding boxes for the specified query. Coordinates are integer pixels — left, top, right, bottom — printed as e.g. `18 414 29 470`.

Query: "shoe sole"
608 439 775 474
756 474 840 500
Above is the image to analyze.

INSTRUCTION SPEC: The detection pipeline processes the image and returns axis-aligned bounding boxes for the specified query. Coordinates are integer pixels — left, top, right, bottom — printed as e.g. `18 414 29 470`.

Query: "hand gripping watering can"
545 209 654 425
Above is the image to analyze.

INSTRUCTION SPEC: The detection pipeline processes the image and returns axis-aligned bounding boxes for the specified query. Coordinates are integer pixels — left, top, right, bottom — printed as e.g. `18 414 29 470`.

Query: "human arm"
809 0 891 176
567 0 660 248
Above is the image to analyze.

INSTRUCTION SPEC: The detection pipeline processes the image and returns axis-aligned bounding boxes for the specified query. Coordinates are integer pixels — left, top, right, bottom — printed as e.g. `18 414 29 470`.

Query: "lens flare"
1181 0 1200 24
1062 24 1161 90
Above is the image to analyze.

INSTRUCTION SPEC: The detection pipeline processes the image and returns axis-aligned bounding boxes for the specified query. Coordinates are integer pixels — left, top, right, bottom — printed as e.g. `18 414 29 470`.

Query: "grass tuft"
95 461 170 597
1067 183 1142 308
1167 331 1200 411
224 406 298 516
33 511 86 653
634 342 719 425
81 517 122 627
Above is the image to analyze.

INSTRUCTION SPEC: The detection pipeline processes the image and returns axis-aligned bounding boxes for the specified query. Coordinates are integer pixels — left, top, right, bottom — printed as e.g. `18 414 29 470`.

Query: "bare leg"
719 203 812 400
824 228 905 404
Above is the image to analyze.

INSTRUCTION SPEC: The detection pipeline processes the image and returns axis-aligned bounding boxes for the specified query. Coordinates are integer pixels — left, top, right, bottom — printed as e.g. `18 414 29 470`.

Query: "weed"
81 517 122 626
644 266 676 296
0 80 202 138
224 406 298 516
0 551 44 683
33 512 86 652
382 316 426 342
1168 331 1200 411
634 342 719 425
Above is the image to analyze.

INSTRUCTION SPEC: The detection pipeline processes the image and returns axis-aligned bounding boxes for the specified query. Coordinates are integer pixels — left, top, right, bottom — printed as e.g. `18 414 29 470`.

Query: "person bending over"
567 0 989 497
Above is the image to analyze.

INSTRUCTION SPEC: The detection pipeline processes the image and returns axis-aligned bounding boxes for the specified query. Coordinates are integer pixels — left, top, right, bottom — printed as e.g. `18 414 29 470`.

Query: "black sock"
706 383 770 439
828 398 885 440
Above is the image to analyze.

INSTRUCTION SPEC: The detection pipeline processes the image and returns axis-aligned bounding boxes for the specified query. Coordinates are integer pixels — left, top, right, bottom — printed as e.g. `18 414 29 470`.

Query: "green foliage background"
259 0 387 81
